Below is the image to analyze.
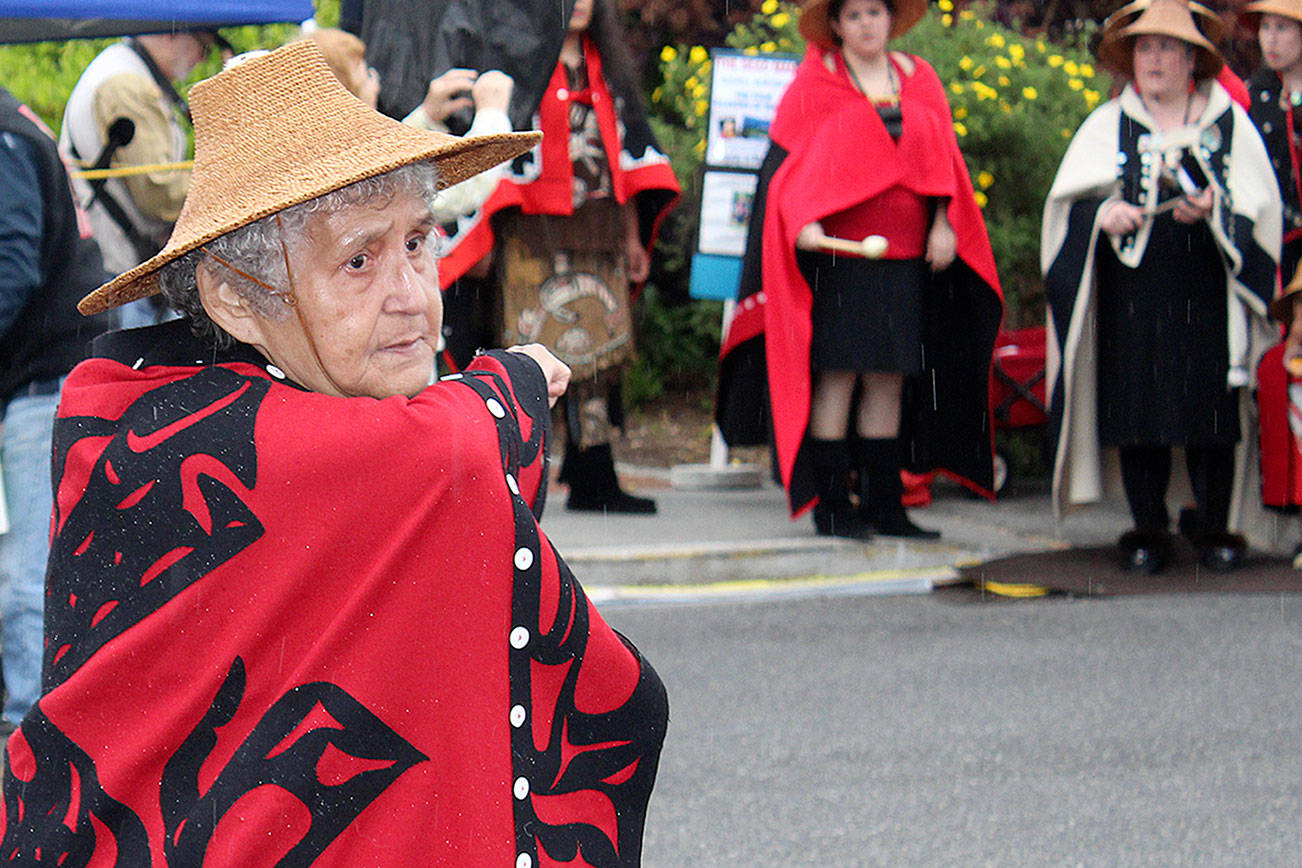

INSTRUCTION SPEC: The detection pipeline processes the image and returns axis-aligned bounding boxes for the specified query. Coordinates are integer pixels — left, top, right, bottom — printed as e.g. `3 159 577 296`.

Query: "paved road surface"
606 589 1302 866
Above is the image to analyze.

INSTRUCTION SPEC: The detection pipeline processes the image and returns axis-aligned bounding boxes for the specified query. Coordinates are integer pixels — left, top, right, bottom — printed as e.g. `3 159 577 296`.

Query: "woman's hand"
925 209 957 272
507 343 571 406
421 68 477 125
623 203 650 283
795 221 827 251
1173 186 1214 224
1099 200 1145 237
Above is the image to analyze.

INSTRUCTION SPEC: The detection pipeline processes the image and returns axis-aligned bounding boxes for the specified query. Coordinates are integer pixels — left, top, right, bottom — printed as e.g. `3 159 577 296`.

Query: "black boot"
855 438 940 539
565 443 657 514
809 439 873 539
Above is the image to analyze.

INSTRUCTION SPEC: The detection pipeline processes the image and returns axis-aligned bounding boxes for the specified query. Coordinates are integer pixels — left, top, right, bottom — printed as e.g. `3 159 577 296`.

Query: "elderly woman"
0 42 667 867
718 0 1002 539
1042 0 1280 573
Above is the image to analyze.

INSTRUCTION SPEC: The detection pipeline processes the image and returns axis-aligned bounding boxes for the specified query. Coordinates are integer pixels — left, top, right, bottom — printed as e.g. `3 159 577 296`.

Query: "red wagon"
988 326 1048 491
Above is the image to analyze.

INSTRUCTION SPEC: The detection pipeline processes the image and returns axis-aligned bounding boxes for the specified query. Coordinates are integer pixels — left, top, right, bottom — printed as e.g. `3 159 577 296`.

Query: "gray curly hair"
158 162 441 348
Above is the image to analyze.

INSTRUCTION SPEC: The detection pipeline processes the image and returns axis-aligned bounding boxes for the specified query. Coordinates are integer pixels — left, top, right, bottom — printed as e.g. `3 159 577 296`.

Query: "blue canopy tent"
0 0 314 44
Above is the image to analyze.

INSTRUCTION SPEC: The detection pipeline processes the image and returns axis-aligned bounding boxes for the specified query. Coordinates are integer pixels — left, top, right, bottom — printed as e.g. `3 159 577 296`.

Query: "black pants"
1118 443 1235 533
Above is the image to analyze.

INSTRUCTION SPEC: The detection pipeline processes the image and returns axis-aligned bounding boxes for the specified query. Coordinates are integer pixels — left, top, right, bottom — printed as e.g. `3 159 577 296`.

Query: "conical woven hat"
1242 0 1302 27
798 0 929 48
1097 0 1223 81
1270 263 1302 321
1104 0 1228 47
78 39 540 315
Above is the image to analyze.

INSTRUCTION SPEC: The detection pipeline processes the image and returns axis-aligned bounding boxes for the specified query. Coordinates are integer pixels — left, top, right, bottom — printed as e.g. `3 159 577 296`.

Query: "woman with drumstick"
1043 0 1279 572
719 0 1002 539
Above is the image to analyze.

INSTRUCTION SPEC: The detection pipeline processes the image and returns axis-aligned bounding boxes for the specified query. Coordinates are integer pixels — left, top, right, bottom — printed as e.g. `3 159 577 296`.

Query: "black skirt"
1094 215 1240 446
797 251 926 375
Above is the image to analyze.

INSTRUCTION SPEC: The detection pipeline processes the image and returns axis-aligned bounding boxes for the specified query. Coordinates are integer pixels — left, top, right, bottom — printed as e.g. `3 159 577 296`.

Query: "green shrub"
648 0 1107 327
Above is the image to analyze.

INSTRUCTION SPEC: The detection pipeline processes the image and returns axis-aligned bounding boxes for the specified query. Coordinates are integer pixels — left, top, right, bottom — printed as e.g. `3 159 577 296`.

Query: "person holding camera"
1042 0 1280 573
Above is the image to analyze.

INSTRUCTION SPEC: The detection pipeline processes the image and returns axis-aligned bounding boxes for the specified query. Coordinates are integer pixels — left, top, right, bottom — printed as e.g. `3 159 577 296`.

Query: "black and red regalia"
437 38 679 366
0 319 667 866
716 45 1003 517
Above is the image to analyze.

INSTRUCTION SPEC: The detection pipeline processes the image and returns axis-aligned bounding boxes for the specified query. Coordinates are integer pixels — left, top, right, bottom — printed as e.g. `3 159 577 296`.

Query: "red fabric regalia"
1 320 667 867
718 47 1003 516
1259 343 1302 507
438 37 679 290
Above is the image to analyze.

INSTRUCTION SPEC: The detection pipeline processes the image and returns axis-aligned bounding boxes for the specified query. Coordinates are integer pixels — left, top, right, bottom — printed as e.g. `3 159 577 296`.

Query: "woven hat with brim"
1241 0 1302 28
78 39 540 315
1270 267 1302 321
798 0 928 49
1097 0 1224 81
1104 0 1229 47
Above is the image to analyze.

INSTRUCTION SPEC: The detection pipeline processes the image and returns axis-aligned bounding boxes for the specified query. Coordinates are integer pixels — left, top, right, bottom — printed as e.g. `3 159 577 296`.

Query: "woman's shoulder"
891 51 925 80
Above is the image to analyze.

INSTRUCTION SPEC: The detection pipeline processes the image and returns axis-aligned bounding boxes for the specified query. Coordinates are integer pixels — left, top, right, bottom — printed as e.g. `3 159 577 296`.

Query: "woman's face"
236 191 443 399
1132 34 1195 99
568 0 593 33
831 0 893 62
1259 14 1302 75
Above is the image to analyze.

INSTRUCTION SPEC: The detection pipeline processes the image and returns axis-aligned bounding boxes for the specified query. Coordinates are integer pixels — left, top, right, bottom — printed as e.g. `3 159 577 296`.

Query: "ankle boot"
809 438 873 539
565 443 657 514
855 438 940 540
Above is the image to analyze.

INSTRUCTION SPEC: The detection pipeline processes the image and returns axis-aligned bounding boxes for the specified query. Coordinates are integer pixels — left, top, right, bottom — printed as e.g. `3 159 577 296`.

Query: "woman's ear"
196 259 265 346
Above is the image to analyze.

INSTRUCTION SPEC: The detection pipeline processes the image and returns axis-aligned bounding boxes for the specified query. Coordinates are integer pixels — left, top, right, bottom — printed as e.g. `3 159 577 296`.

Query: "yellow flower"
661 45 677 63
976 19 984 28
1009 44 1025 62
685 76 698 89
954 121 968 136
690 45 708 65
695 101 708 116
953 105 968 119
950 82 965 94
1061 128 1072 138
1048 54 1063 67
974 190 988 208
1022 86 1038 100
771 11 790 28
1068 78 1083 90
701 60 712 74
1036 39 1047 53
1084 88 1101 107
761 40 777 52
998 75 1010 86
1000 101 1012 113
973 64 986 77
761 0 779 14
694 138 706 155
977 170 994 188
959 55 974 71
938 0 953 10
1081 63 1095 78
960 9 974 20
692 84 707 98
942 12 952 25
1063 60 1079 77
985 33 1006 48
743 46 758 55
996 56 1011 69
652 86 663 102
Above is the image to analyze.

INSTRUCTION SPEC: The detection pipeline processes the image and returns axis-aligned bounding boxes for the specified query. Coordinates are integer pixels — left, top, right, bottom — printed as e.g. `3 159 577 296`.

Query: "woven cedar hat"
1104 0 1229 46
798 0 928 49
1097 0 1224 81
1270 264 1302 321
78 39 540 315
1241 0 1302 27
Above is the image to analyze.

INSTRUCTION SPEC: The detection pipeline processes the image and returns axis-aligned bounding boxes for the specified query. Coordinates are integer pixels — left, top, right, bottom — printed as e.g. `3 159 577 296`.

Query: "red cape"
1259 343 1302 507
438 38 680 287
2 322 665 866
755 47 1002 514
